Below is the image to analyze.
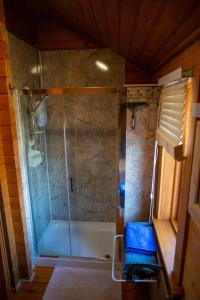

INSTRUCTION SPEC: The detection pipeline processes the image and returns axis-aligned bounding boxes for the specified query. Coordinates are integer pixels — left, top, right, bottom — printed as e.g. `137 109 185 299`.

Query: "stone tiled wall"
42 49 124 88
0 2 31 286
42 49 124 222
7 33 39 89
125 86 160 223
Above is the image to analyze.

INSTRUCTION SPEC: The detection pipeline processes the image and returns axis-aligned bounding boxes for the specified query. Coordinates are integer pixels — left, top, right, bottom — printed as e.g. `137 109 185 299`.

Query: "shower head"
32 95 48 114
31 95 48 128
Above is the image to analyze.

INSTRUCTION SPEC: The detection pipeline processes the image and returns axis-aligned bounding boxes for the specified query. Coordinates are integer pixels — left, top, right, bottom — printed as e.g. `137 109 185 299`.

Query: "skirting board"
13 271 36 292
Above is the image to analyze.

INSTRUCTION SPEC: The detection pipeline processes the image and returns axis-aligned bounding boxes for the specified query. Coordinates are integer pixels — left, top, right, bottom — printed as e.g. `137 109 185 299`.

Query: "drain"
104 254 111 259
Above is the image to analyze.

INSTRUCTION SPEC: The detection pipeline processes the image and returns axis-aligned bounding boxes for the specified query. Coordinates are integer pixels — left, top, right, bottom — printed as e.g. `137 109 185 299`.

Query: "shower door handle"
70 176 75 192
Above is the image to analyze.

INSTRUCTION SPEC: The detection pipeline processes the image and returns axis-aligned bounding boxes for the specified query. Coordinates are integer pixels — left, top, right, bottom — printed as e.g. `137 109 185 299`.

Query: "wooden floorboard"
12 266 54 300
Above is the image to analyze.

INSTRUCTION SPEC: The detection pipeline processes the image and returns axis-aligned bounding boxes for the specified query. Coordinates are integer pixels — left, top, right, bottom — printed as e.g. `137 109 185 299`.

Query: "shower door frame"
18 86 120 260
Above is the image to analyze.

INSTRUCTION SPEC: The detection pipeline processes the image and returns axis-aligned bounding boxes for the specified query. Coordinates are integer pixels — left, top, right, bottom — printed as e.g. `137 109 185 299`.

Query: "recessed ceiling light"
95 60 109 71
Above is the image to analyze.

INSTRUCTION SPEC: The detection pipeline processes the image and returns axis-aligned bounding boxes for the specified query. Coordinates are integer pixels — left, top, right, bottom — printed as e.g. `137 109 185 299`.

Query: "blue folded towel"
125 222 157 255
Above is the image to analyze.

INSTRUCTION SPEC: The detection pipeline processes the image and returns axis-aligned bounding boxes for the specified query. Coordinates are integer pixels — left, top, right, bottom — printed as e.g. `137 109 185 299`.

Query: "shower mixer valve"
120 102 148 129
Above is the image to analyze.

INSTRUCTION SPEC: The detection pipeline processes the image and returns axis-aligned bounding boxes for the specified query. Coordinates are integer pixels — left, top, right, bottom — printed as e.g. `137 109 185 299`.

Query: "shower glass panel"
20 91 118 258
64 93 118 258
20 94 71 256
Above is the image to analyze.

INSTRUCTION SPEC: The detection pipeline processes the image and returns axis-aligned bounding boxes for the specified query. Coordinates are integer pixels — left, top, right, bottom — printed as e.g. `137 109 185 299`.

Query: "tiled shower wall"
125 86 160 223
41 49 124 222
8 33 51 244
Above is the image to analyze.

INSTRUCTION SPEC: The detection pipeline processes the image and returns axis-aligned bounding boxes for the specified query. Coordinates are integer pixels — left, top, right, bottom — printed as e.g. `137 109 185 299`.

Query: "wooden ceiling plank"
129 0 164 64
40 0 98 49
149 1 200 70
38 39 94 51
44 0 80 32
38 28 85 42
151 28 200 74
103 0 120 52
139 0 194 70
125 0 140 60
119 0 138 58
37 18 98 51
4 0 200 74
90 0 111 48
78 0 101 44
136 0 165 62
57 0 90 38
13 0 55 20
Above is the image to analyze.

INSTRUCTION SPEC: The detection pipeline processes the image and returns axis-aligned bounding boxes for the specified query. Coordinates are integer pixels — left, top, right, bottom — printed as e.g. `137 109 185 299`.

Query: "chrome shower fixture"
120 102 148 129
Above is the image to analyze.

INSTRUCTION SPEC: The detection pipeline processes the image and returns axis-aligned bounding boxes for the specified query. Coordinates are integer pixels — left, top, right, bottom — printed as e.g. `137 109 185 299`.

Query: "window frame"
155 147 182 233
188 120 200 230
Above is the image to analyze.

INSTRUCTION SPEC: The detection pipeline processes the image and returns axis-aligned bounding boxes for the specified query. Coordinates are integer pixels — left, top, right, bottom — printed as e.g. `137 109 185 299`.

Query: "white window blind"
156 80 187 160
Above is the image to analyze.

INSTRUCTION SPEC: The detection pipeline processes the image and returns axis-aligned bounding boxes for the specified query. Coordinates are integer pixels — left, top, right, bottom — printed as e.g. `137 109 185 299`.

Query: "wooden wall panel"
0 210 12 300
183 220 200 300
153 38 200 299
122 282 150 300
0 0 31 286
37 19 97 51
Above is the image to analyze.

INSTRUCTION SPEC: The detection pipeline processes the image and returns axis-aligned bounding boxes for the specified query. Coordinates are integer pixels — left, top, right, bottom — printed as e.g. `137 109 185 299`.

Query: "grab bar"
112 234 158 283
112 235 126 282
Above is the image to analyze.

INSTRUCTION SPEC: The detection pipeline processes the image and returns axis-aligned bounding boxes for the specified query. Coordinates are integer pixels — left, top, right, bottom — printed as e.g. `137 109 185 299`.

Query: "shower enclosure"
17 88 119 259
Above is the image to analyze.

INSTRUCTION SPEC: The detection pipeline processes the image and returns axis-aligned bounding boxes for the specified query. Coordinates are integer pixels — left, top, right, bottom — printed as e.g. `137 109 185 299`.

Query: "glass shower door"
20 93 72 257
20 91 118 258
64 93 118 258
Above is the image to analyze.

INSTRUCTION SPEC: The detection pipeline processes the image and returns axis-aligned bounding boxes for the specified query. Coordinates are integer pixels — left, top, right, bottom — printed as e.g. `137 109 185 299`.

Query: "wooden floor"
12 266 54 300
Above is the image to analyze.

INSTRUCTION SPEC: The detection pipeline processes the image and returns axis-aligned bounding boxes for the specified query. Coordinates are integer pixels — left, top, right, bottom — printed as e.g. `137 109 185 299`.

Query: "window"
156 147 182 232
155 78 190 232
153 76 197 290
189 120 200 229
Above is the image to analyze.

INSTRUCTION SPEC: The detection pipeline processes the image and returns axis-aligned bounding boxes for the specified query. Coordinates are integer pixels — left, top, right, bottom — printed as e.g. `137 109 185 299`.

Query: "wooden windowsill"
153 218 183 297
171 219 178 233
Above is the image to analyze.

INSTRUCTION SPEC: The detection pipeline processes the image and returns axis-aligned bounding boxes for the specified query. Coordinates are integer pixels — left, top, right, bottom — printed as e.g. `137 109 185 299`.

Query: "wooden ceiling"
3 0 200 74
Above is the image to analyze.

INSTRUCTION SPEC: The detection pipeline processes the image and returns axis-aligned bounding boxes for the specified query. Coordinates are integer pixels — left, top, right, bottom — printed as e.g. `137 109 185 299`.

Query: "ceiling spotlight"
95 60 109 71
